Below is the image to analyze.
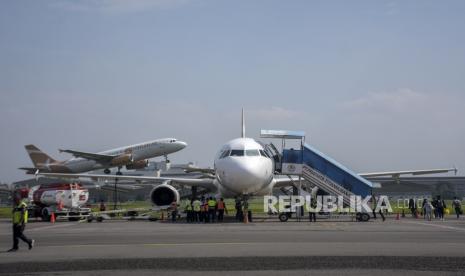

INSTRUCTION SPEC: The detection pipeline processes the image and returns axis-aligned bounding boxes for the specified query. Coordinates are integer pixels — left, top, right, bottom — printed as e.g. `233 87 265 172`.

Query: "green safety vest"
208 199 216 208
12 201 28 225
185 203 192 211
192 200 201 211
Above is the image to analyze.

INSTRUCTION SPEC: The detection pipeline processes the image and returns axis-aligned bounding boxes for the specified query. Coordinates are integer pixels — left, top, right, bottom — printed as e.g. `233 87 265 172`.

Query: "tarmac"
1 215 465 275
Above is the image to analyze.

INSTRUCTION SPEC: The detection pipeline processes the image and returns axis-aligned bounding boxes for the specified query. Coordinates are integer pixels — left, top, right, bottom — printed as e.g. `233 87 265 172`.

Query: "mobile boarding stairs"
260 130 373 222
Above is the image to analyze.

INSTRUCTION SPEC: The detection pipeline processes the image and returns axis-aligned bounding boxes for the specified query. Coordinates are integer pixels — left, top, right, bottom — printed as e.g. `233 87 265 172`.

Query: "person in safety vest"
192 198 201 223
207 197 217 223
185 200 193 223
8 198 34 252
217 198 227 222
170 200 178 222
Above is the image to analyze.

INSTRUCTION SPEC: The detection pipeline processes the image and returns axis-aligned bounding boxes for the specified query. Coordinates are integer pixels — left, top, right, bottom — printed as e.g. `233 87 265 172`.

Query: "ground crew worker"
199 197 206 223
235 197 243 222
203 200 210 223
170 200 178 222
192 198 201 223
185 200 193 223
207 197 217 223
8 198 34 252
217 198 227 222
309 196 317 222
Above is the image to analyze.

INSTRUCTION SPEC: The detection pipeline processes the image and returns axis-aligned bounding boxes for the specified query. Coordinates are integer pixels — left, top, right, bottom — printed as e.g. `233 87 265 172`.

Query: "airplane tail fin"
24 145 57 167
241 108 245 138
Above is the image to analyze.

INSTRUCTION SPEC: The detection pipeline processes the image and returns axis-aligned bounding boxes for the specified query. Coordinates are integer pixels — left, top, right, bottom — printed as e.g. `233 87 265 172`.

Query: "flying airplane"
20 138 187 175
38 110 457 216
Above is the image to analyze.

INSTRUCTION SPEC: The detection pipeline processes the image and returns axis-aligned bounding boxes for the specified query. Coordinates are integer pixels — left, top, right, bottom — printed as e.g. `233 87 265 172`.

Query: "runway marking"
143 242 252 247
404 221 465 232
31 242 255 249
28 223 76 231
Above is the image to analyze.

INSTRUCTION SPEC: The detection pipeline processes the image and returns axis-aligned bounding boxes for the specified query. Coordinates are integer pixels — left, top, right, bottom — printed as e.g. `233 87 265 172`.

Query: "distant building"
372 177 465 200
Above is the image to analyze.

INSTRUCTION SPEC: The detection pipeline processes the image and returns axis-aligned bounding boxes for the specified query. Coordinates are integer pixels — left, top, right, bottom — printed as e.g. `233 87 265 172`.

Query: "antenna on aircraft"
241 108 245 138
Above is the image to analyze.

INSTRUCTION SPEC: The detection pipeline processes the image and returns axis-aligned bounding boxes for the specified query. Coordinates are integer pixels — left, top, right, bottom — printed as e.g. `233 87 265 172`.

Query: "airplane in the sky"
20 138 187 175
38 110 457 215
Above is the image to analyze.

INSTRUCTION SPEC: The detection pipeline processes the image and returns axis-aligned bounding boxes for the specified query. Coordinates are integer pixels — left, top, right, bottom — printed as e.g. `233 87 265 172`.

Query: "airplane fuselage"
214 138 275 197
42 138 187 173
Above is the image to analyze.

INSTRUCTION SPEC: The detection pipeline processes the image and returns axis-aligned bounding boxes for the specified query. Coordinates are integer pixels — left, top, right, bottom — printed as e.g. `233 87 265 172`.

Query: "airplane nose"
177 141 187 149
227 159 266 193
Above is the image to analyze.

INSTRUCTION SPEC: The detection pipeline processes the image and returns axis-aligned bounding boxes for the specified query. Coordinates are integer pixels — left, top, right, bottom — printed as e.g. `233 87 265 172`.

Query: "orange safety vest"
217 201 225 210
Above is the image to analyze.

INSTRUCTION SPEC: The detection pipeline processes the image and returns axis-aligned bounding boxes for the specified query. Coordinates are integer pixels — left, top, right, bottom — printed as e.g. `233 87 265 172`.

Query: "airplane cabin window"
245 149 260 156
230 150 244 156
220 150 231 159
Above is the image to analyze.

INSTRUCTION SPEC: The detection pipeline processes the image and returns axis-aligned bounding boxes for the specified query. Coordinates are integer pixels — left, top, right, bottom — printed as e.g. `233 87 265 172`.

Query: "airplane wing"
59 149 115 162
184 167 216 174
18 167 38 174
359 167 457 178
38 172 217 192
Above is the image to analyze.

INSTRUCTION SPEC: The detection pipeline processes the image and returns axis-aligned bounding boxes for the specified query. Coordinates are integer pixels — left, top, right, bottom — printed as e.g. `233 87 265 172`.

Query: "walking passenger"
424 199 434 221
408 198 416 218
453 197 462 219
436 196 446 220
432 198 438 218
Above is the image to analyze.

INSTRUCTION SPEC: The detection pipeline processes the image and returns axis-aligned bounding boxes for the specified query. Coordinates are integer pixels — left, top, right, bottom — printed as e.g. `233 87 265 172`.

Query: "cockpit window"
170 139 176 143
245 149 260 156
219 150 231 159
259 150 269 158
230 150 244 156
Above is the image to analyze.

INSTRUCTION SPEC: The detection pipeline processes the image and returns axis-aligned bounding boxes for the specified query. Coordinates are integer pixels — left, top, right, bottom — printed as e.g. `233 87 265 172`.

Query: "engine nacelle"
125 160 149 170
110 154 132 166
150 183 179 207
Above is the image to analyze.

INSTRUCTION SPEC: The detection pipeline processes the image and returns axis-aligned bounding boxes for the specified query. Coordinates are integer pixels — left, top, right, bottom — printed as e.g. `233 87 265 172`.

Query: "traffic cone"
396 212 400 220
50 212 56 223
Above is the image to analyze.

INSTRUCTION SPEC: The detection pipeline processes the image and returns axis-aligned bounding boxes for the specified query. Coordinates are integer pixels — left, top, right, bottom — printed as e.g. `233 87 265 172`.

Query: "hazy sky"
1 0 464 182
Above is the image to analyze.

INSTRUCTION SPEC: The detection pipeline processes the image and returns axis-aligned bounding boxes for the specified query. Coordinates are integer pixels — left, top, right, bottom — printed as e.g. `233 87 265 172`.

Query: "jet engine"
110 154 132 166
150 182 179 207
125 160 149 170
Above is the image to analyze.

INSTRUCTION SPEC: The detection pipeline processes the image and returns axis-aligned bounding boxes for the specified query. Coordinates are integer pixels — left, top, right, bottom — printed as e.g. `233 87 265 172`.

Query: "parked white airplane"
39 110 457 210
21 138 187 175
